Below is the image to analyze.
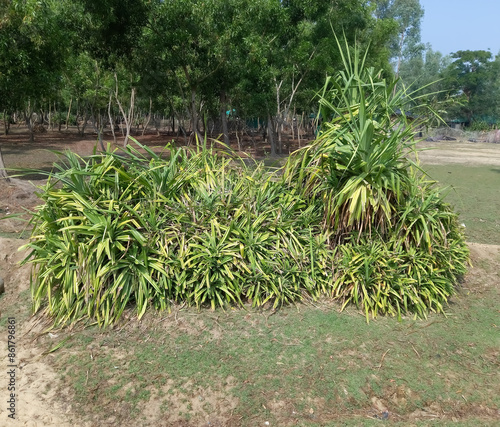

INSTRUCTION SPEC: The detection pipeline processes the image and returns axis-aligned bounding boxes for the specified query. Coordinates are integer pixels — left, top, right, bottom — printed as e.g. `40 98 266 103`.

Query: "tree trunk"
190 87 203 147
114 73 135 146
24 110 34 143
77 110 88 137
107 93 117 144
153 114 161 137
96 119 105 152
90 111 106 152
51 101 57 131
58 104 62 131
220 91 230 147
299 112 305 147
275 79 283 154
3 110 9 136
181 66 203 147
65 98 72 130
0 145 10 182
124 88 135 145
267 113 277 157
47 102 52 130
235 126 241 152
142 98 152 136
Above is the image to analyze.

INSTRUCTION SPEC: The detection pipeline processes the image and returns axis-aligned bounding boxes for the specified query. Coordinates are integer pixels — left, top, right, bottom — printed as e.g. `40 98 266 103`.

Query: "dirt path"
0 238 77 426
0 332 75 427
416 140 500 166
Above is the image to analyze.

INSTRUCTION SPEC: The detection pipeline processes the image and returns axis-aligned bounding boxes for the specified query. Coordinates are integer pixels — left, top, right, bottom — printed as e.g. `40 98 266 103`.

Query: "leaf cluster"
282 38 469 319
23 140 329 326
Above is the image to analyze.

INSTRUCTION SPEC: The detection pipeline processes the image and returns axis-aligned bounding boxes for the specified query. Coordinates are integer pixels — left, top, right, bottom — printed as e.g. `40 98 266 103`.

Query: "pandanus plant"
284 37 424 241
283 36 468 320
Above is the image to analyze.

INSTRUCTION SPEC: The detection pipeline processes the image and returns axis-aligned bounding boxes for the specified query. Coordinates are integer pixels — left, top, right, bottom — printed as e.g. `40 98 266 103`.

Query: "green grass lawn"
50 289 500 426
424 165 500 245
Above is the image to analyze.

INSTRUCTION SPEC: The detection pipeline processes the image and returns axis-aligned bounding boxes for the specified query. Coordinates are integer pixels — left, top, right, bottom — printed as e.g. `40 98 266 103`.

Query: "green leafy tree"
0 0 70 141
0 0 409 156
63 52 117 146
375 0 424 77
395 46 454 127
399 45 450 89
0 0 72 179
193 0 283 147
77 0 150 67
143 0 260 145
271 0 375 153
443 50 499 123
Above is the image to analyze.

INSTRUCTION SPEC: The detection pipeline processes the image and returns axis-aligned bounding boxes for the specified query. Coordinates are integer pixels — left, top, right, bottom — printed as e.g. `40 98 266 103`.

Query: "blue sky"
419 0 500 57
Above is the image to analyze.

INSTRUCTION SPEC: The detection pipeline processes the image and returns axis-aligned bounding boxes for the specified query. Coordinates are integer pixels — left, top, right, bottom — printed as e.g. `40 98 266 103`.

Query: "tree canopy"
0 0 400 141
3 0 497 143
442 50 500 124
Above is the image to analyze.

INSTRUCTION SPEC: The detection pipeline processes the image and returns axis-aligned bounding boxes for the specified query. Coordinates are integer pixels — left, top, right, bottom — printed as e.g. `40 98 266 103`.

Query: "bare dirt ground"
1 127 500 426
0 237 78 426
416 140 500 166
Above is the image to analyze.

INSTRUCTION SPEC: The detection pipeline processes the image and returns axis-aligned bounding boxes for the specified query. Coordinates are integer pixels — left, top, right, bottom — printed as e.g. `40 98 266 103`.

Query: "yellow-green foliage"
23 142 331 326
23 40 469 326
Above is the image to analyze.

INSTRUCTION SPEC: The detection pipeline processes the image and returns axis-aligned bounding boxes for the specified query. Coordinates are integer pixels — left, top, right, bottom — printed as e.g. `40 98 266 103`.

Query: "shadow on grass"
0 230 31 239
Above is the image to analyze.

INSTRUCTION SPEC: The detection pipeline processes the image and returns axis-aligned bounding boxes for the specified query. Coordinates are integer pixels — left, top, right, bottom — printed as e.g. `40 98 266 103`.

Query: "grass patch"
0 230 31 239
0 289 32 326
49 290 500 425
424 165 500 244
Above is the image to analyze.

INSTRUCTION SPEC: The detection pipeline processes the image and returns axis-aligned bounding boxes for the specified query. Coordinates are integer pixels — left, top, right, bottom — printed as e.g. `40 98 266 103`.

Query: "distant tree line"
0 0 399 150
1 0 497 155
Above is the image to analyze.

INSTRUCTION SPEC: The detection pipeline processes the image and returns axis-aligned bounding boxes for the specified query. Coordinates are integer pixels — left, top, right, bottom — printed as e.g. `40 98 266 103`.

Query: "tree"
0 0 71 178
375 0 424 77
394 46 455 127
0 0 404 155
77 0 150 67
398 45 451 93
443 50 499 123
271 0 375 153
0 0 70 141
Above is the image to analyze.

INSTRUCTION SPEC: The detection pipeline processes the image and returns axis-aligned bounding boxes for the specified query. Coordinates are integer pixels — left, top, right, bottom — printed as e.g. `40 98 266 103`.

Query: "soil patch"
416 140 500 166
0 238 78 426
